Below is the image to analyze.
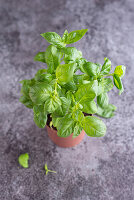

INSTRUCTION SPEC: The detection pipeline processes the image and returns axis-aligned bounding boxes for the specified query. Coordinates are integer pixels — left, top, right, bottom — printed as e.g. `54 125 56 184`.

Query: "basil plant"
19 29 126 138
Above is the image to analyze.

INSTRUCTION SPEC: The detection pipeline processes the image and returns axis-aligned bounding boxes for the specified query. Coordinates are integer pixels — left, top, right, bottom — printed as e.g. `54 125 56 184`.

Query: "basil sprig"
19 29 126 137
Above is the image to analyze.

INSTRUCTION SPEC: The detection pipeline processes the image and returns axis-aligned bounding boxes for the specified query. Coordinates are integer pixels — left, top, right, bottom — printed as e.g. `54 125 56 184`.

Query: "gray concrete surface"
0 0 134 199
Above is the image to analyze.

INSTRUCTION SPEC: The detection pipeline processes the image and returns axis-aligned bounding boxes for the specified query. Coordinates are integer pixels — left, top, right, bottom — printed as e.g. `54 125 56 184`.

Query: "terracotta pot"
46 125 85 148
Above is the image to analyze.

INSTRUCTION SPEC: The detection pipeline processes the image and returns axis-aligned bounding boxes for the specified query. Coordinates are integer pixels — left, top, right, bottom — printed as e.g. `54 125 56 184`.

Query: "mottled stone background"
0 0 134 199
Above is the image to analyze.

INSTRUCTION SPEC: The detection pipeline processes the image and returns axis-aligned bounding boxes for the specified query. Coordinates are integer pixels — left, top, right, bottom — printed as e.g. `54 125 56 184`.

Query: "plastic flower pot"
46 125 85 148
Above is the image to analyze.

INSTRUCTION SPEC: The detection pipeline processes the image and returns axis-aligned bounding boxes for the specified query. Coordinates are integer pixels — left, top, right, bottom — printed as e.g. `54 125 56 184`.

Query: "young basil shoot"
45 163 57 175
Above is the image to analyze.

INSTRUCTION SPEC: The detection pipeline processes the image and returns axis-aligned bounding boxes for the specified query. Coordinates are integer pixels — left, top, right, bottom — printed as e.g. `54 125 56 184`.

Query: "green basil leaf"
56 63 76 85
44 96 61 113
72 110 84 122
62 30 68 43
77 58 87 72
113 74 122 89
100 57 111 75
97 104 117 118
18 153 29 168
52 116 61 128
45 45 62 73
66 29 88 44
36 73 52 83
63 81 77 91
53 97 71 117
73 123 83 138
35 69 52 82
73 74 84 85
34 52 46 63
61 47 82 63
57 85 66 97
29 83 52 104
96 63 102 69
119 85 124 95
98 78 113 95
33 105 47 128
56 114 75 137
83 62 100 77
66 91 73 105
97 93 109 108
19 96 33 109
20 79 35 108
41 32 65 48
20 79 34 98
81 100 97 114
35 69 47 76
75 82 97 102
113 74 124 94
82 116 106 137
114 65 126 78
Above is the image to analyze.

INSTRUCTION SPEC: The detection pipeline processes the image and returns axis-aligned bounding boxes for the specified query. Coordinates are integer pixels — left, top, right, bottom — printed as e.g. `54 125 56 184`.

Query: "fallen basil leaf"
18 153 29 168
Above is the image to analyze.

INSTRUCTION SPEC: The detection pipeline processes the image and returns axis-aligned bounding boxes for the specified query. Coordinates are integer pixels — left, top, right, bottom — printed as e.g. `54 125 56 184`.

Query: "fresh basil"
113 74 123 94
72 110 84 122
97 104 117 118
82 116 106 137
44 96 61 113
18 153 29 168
53 97 71 117
45 45 62 73
41 32 65 48
83 62 100 77
19 79 35 108
61 47 82 64
33 105 47 128
66 29 88 44
100 57 111 75
56 114 75 137
62 30 68 43
19 96 33 109
98 78 113 95
56 63 76 85
73 123 83 138
97 93 109 108
29 83 52 104
75 83 96 102
34 52 46 63
81 100 98 114
114 65 126 78
19 29 126 138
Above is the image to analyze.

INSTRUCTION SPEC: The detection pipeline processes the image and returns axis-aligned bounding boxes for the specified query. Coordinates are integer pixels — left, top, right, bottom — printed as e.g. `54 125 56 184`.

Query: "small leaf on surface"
18 153 29 168
44 163 57 175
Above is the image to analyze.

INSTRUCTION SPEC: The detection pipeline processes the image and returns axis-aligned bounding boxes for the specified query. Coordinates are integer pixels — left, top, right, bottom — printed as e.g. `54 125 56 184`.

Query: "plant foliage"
19 29 126 138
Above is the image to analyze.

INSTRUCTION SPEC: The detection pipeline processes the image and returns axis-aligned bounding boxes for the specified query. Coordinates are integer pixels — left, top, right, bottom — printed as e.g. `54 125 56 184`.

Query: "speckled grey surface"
0 0 134 199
